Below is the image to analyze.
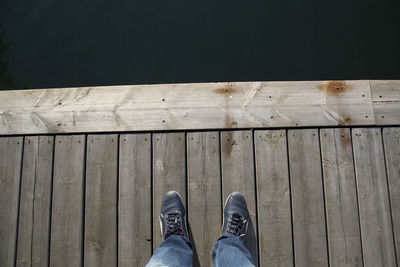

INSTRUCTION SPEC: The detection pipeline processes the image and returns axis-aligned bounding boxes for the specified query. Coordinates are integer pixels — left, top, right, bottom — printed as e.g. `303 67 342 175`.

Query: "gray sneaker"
221 192 250 241
159 191 188 240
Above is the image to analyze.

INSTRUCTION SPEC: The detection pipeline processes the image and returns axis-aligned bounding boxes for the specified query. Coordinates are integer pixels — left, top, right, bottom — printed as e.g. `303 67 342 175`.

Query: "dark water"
1 0 400 89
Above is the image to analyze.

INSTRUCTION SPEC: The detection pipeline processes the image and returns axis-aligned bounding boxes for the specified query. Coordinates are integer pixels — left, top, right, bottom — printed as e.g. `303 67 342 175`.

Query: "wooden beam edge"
0 80 399 135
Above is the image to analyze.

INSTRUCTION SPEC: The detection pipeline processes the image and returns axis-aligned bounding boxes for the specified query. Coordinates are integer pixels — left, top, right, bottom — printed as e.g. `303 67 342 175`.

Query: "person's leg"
211 192 255 267
146 191 193 267
146 235 192 267
211 234 254 267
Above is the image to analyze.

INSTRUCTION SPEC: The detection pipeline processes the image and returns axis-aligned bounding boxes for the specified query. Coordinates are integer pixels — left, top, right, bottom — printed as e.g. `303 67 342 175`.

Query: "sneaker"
160 191 188 240
221 192 249 241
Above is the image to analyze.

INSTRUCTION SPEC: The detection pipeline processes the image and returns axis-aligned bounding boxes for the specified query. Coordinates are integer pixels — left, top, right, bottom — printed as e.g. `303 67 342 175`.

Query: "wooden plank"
382 127 400 264
152 133 186 248
288 129 328 266
352 128 396 266
16 136 54 267
370 80 400 125
187 132 221 266
221 130 258 265
320 128 362 266
50 135 85 267
254 130 293 266
0 137 23 267
119 134 151 266
0 80 375 135
85 134 118 267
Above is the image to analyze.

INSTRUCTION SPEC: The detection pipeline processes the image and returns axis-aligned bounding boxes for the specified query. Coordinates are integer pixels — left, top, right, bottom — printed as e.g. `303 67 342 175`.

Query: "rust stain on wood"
224 114 237 155
338 117 353 126
318 81 353 96
213 85 239 94
224 113 238 128
339 128 352 148
224 131 233 156
344 117 352 125
220 83 238 130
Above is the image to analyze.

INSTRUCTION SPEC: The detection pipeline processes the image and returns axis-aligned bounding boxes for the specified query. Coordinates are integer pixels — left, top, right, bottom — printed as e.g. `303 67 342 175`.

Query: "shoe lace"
227 213 247 236
165 212 183 237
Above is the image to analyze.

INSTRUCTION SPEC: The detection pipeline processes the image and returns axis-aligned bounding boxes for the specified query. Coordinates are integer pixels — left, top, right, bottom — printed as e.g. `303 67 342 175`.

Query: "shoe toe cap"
161 191 185 214
225 192 249 217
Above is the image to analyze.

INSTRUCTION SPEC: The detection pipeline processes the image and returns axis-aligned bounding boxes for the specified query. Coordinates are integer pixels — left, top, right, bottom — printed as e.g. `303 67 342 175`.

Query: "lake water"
1 0 399 89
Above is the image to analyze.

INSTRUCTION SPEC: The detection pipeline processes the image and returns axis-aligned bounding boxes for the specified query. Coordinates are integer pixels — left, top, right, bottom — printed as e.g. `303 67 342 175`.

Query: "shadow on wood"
244 217 258 267
187 221 201 267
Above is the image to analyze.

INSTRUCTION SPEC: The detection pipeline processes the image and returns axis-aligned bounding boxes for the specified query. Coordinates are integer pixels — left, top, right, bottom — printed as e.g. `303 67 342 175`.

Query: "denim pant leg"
146 235 193 267
211 234 255 267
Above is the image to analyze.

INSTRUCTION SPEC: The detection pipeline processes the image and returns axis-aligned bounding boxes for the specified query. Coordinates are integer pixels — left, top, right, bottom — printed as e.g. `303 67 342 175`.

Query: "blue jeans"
146 234 255 267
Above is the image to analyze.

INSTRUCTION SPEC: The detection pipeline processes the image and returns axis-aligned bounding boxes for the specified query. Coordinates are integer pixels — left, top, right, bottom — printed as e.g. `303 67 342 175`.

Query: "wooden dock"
0 128 398 266
1 80 399 266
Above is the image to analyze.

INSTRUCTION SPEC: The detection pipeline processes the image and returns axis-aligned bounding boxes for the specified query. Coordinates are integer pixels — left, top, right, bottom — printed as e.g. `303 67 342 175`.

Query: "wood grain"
187 131 221 267
254 130 293 266
50 135 85 267
0 137 23 267
288 129 328 267
119 134 151 266
16 136 54 267
0 80 375 135
370 80 400 125
152 133 186 249
382 127 400 264
320 128 362 266
352 128 396 266
85 134 118 267
221 130 258 265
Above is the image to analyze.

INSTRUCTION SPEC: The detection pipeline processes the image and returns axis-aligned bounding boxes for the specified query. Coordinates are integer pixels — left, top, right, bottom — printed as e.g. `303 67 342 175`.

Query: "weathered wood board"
50 135 85 267
370 80 400 125
187 131 221 267
288 129 328 266
0 137 23 267
152 133 186 249
221 130 258 265
255 130 293 266
0 80 378 135
352 128 396 266
16 136 54 267
320 128 362 266
382 127 400 264
119 134 152 266
85 134 118 267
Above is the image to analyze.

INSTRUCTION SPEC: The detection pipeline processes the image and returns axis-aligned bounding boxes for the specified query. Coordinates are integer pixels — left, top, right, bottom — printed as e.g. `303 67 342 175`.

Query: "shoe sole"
159 191 185 239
